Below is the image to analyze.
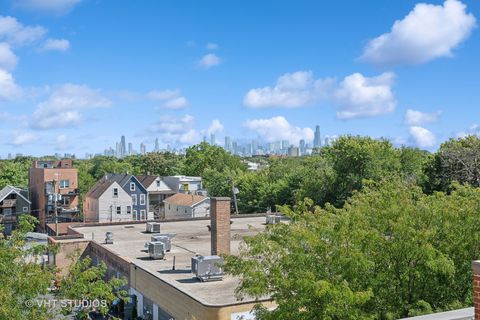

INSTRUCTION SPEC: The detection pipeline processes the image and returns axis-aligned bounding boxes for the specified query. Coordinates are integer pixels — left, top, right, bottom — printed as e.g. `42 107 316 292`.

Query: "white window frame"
116 206 121 215
23 207 28 212
133 209 137 220
127 206 131 214
130 182 136 191
140 210 146 220
59 179 70 189
132 194 137 205
113 188 118 198
140 194 145 205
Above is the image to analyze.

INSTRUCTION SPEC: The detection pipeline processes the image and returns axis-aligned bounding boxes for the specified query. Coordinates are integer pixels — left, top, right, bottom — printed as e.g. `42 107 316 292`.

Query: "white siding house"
164 193 210 219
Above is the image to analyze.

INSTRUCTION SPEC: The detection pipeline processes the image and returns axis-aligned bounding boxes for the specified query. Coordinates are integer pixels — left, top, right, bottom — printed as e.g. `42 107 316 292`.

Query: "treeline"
0 135 479 213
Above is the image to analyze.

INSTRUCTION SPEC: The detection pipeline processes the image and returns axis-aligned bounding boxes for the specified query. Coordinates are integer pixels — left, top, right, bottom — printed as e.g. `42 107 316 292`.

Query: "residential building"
136 175 176 219
163 175 205 195
29 160 79 231
83 178 134 223
0 186 30 235
91 173 150 221
164 193 210 218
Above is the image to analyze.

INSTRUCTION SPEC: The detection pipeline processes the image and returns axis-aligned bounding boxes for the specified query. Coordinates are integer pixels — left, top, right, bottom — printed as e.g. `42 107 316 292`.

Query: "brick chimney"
474 260 480 320
210 197 231 256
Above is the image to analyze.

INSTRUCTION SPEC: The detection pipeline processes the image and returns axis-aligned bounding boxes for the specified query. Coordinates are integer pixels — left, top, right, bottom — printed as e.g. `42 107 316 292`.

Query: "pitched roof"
0 186 30 204
136 175 158 188
164 193 208 207
85 178 115 199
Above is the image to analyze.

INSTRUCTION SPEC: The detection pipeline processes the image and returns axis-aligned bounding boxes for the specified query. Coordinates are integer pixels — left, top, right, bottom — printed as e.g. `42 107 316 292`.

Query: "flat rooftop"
74 216 268 306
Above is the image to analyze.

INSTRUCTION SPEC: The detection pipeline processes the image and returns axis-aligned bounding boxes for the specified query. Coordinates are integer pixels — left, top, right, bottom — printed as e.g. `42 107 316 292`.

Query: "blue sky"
0 0 479 157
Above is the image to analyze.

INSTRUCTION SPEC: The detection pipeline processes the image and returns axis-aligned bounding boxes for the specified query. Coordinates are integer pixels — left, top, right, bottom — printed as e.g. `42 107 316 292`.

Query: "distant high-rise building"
325 137 330 146
313 125 321 148
115 142 120 157
120 135 126 157
281 140 289 150
203 136 207 143
288 146 299 157
154 138 160 152
128 142 133 155
299 139 306 155
210 133 215 145
252 139 258 155
224 136 231 152
140 143 146 154
232 141 238 154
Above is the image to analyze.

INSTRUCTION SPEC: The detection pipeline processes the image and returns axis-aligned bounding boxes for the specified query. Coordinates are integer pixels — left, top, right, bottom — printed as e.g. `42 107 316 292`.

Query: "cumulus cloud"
147 89 188 109
360 0 476 66
404 109 442 126
0 42 18 71
148 114 199 145
198 53 221 69
334 72 396 119
244 116 314 143
9 131 37 145
0 69 22 101
457 124 480 138
30 83 111 129
205 119 224 135
244 70 396 119
409 126 436 148
244 71 333 108
13 0 83 15
39 38 70 52
0 16 46 47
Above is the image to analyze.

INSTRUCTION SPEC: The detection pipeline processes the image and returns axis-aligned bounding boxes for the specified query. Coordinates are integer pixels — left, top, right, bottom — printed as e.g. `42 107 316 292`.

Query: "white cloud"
9 131 37 145
147 89 188 109
14 0 83 15
409 126 436 148
0 69 22 101
149 114 199 146
244 71 333 108
39 38 70 52
30 83 111 129
198 53 221 69
361 0 476 66
206 119 224 135
244 70 396 119
206 42 219 50
457 124 480 138
0 16 46 47
334 72 396 119
0 42 17 71
244 116 314 143
404 109 441 126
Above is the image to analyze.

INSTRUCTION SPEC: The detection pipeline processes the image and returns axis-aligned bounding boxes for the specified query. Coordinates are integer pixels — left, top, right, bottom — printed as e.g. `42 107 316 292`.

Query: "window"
130 182 135 191
23 207 28 213
127 206 131 214
133 210 137 220
113 188 118 198
116 206 121 215
59 179 70 189
140 210 146 220
62 197 70 206
132 194 137 205
185 208 187 213
140 194 145 205
156 179 161 187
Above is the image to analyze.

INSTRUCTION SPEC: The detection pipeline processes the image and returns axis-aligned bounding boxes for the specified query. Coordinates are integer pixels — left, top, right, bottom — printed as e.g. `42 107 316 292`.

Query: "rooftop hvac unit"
146 222 161 233
191 255 224 282
105 232 113 244
266 215 281 225
148 241 165 260
150 235 171 252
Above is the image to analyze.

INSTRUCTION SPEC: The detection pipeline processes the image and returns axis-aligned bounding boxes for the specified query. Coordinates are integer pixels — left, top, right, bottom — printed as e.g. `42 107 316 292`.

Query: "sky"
0 0 479 157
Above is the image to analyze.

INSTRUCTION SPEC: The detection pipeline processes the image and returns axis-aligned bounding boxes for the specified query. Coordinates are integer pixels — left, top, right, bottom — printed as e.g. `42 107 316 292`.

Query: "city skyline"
0 0 479 157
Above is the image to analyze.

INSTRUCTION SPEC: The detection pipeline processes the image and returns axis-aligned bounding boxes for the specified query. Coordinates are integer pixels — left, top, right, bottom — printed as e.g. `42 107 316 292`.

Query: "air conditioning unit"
266 215 280 225
148 241 165 260
146 222 161 233
105 232 113 244
151 235 171 252
191 255 224 282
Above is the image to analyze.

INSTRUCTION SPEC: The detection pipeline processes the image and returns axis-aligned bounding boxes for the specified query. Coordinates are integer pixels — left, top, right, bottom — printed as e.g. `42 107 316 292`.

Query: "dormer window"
113 188 118 197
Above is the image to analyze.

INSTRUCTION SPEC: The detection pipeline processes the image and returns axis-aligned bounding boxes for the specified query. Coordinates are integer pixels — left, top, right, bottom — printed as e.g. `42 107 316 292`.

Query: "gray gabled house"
0 186 31 235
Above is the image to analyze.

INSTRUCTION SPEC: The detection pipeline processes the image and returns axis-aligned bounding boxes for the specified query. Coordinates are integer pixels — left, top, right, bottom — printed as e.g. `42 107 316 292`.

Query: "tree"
0 215 57 320
225 179 480 319
57 255 128 319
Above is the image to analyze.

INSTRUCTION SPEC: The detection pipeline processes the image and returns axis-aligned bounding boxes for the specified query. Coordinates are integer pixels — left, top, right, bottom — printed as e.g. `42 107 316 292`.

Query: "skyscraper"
140 143 146 154
210 133 215 145
120 135 126 157
224 136 231 152
313 125 321 148
299 139 306 155
128 142 133 156
154 138 160 152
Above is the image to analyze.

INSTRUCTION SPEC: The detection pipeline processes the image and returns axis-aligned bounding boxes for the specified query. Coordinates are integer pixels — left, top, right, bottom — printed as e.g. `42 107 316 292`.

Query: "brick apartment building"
29 160 80 231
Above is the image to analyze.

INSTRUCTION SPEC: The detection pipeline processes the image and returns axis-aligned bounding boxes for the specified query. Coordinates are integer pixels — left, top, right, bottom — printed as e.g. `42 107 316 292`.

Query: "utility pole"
231 179 239 215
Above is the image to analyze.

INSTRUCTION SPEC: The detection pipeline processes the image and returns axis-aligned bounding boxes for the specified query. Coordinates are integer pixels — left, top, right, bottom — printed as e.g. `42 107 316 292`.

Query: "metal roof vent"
148 241 165 260
105 232 113 244
146 222 161 233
